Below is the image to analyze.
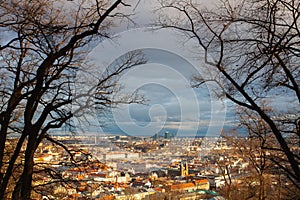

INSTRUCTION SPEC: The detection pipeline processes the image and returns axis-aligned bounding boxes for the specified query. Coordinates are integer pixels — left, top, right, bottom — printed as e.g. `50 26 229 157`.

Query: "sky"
1 0 298 142
0 0 238 138
93 47 232 137
1 0 297 140
72 0 238 138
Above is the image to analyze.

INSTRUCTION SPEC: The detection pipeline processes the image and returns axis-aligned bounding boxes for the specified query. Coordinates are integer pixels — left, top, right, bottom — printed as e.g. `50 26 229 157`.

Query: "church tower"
180 162 185 176
185 162 189 176
180 162 189 176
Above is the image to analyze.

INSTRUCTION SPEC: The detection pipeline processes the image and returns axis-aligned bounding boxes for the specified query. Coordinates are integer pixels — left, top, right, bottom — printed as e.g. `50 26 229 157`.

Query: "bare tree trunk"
0 134 26 199
0 120 9 171
11 130 37 199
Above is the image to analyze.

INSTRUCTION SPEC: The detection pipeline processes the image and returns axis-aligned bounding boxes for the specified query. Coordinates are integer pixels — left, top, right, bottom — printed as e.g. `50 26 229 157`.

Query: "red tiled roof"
98 195 114 200
194 179 209 184
154 187 163 192
170 182 195 190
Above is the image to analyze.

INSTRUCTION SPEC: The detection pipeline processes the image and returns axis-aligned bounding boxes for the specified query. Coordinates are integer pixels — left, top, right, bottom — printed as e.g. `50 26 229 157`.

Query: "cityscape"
0 0 299 199
10 131 296 200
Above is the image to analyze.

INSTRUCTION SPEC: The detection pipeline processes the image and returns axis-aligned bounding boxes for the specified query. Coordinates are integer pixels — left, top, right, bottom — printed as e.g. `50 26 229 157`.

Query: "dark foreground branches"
0 0 145 199
157 0 300 189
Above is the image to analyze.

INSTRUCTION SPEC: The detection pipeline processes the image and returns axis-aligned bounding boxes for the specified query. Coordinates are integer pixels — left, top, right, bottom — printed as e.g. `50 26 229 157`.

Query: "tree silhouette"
0 0 145 199
158 0 300 187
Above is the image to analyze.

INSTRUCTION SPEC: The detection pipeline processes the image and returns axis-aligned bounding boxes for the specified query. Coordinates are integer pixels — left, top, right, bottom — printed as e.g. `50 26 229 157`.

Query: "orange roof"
77 186 86 192
99 195 114 200
69 193 81 197
194 179 209 184
170 182 195 190
154 187 163 192
77 174 84 180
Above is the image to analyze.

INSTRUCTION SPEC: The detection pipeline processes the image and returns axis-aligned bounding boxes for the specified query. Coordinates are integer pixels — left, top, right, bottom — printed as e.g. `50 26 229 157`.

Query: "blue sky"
63 0 239 137
82 29 237 137
3 0 235 138
55 0 299 138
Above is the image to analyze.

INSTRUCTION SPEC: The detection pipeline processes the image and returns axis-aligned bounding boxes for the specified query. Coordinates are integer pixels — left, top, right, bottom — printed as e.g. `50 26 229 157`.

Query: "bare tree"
235 105 300 199
235 105 274 200
218 111 272 199
157 0 300 187
217 105 300 200
0 0 145 199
